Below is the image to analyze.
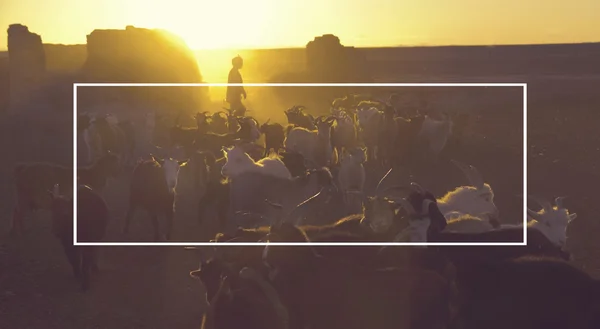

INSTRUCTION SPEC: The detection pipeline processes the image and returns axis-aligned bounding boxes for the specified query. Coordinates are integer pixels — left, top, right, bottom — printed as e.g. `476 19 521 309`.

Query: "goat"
262 221 453 329
399 183 570 262
195 111 212 133
48 184 108 291
11 154 117 236
192 267 290 329
436 160 500 230
195 117 257 156
278 150 308 178
356 106 383 163
330 110 358 158
416 112 453 161
284 105 316 130
337 147 367 213
375 105 398 167
197 152 229 230
170 124 199 157
218 170 427 242
117 119 136 166
227 167 336 230
446 112 469 150
83 113 130 165
243 116 262 143
284 116 336 168
221 145 292 180
11 167 53 235
260 119 286 157
207 111 229 134
123 155 188 241
394 190 599 329
514 195 577 248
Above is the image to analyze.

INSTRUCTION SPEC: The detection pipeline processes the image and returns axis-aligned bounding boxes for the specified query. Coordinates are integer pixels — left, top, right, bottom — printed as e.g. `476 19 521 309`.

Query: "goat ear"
189 269 202 280
178 159 189 167
150 154 165 165
267 149 278 159
568 213 577 222
527 208 539 219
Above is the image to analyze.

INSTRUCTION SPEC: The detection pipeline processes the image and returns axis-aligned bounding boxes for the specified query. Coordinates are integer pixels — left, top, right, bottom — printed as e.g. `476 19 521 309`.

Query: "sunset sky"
1 0 599 50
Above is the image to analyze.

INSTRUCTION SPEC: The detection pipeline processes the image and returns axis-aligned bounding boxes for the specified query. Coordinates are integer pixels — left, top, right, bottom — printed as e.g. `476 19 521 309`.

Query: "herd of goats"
8 93 600 329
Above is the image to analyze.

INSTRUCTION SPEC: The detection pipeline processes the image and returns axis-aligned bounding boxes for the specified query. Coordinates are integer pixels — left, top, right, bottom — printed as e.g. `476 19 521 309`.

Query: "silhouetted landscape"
1 23 600 329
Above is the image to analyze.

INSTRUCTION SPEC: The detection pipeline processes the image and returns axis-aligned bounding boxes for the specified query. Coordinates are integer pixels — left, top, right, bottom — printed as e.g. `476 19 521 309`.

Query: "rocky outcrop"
79 25 208 111
43 44 87 72
0 55 8 113
306 34 370 82
7 24 46 111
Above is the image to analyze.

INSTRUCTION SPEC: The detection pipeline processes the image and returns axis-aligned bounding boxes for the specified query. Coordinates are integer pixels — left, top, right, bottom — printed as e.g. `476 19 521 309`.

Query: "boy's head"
232 55 243 69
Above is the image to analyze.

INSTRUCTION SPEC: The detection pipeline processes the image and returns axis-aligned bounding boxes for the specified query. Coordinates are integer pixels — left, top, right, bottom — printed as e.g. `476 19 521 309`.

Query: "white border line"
73 82 527 246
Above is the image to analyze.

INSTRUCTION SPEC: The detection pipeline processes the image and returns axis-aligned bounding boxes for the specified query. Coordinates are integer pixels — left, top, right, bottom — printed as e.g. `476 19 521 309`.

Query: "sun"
147 0 277 50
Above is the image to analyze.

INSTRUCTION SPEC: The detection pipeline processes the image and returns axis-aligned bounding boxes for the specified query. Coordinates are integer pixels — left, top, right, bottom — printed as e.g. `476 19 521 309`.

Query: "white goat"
417 112 453 160
356 106 381 130
221 145 292 180
331 110 358 157
283 116 336 168
160 156 189 193
432 160 499 233
356 107 383 162
501 195 576 248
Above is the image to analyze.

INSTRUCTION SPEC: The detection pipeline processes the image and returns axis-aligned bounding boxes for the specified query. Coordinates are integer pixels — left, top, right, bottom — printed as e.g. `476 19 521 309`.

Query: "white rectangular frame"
73 82 527 246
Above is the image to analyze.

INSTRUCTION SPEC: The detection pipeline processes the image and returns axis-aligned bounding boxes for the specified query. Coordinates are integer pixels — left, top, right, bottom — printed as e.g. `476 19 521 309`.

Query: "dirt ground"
1 76 600 328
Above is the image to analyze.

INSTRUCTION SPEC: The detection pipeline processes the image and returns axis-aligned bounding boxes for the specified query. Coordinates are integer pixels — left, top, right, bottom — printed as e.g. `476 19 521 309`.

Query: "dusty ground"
1 74 599 328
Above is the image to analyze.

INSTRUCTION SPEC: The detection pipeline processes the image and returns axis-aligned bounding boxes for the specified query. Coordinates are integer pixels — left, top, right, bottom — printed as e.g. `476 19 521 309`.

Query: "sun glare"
147 0 277 50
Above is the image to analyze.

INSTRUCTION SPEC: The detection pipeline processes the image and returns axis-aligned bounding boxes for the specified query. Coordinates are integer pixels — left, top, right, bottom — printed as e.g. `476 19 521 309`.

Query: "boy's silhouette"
226 55 247 116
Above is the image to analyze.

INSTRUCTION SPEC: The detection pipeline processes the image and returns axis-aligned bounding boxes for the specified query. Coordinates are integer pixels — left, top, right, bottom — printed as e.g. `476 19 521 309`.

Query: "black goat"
49 184 108 291
260 120 285 157
123 155 188 241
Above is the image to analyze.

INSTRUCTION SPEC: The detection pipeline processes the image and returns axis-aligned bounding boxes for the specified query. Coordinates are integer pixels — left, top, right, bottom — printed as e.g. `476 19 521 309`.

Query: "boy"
226 55 247 116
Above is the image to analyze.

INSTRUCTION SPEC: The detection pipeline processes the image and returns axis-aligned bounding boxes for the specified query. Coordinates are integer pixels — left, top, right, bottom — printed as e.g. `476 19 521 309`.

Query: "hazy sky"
1 0 599 50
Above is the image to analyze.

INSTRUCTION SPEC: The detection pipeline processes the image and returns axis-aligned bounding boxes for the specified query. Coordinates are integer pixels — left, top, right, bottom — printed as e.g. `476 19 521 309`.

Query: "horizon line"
1 40 600 52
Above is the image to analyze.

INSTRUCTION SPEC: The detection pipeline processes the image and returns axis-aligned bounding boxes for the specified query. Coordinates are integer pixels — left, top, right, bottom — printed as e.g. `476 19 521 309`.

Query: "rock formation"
7 24 46 111
305 34 370 82
79 25 208 111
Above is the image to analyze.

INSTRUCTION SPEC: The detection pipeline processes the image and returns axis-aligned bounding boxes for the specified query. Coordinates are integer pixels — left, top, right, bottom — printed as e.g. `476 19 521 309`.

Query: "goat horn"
527 208 539 218
375 168 394 194
451 159 483 188
555 196 567 209
528 195 552 211
468 164 484 189
410 182 426 194
285 188 324 224
379 185 411 196
396 197 417 215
